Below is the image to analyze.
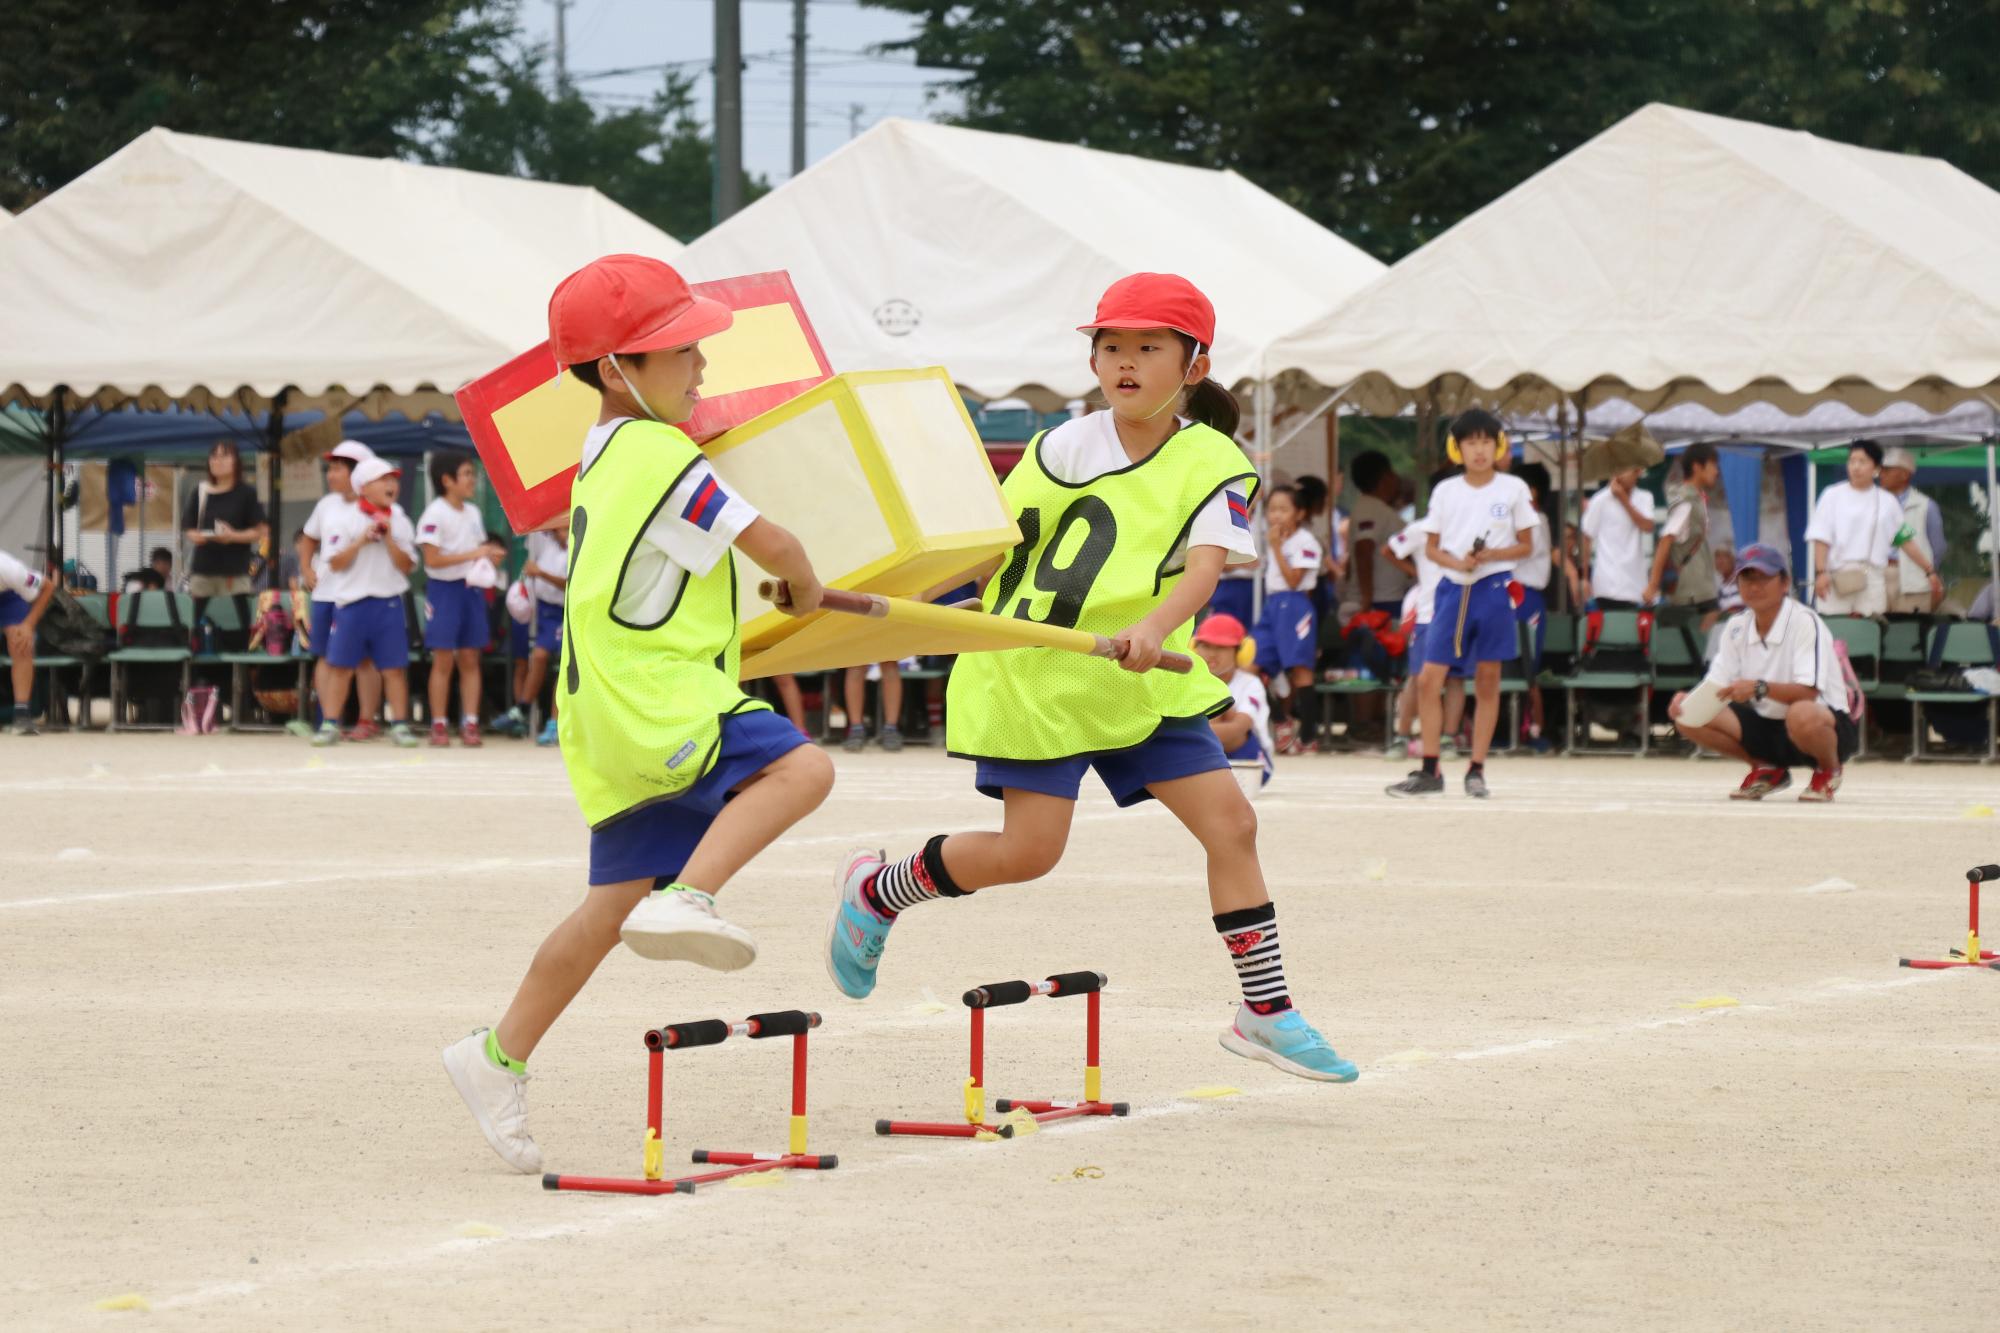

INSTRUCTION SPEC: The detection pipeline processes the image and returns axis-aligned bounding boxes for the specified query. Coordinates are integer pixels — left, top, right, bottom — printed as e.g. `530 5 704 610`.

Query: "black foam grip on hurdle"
745 1010 820 1038
964 979 1034 1009
1046 970 1106 997
657 1018 731 1050
1968 865 2000 883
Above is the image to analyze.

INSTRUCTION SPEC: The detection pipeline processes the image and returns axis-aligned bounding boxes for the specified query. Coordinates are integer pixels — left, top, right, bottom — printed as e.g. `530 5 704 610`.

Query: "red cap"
1077 273 1216 347
1193 613 1247 647
548 254 734 368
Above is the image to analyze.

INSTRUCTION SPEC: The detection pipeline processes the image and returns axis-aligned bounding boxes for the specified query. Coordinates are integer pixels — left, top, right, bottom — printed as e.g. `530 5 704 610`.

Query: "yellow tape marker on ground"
456 1222 506 1239
1179 1085 1243 1099
1002 1108 1041 1136
1965 804 1994 819
1677 996 1740 1010
92 1294 151 1312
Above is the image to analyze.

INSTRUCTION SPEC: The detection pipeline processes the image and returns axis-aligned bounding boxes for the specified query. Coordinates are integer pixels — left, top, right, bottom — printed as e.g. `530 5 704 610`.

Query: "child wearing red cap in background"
445 254 833 1174
1193 613 1275 790
826 273 1358 1084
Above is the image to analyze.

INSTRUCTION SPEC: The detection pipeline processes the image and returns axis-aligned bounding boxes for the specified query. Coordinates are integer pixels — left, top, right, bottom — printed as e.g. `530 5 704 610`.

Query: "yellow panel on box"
700 368 1017 675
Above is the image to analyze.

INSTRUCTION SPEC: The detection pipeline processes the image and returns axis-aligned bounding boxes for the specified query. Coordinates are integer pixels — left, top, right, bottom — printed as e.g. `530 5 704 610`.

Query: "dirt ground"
5 734 2000 1331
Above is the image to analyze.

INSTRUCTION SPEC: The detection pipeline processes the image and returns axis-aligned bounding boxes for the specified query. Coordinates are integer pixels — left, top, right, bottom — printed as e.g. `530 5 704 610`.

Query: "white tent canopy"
1507 396 2000 447
1265 103 2000 419
679 118 1386 406
0 128 683 417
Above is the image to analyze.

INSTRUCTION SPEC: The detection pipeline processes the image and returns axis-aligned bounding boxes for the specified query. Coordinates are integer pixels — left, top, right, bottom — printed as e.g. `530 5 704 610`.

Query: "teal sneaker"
1218 1004 1358 1083
537 719 559 747
310 721 340 748
825 848 892 999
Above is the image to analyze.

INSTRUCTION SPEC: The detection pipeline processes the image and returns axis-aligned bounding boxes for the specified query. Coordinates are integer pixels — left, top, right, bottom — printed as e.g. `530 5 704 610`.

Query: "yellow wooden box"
707 368 1017 678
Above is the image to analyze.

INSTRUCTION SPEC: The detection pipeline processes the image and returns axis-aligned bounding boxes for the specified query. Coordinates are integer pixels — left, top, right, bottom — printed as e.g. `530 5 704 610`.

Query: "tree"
864 0 2000 261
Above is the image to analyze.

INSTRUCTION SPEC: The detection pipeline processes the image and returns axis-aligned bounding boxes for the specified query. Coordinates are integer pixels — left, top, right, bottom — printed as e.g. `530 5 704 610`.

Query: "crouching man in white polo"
1669 543 1858 803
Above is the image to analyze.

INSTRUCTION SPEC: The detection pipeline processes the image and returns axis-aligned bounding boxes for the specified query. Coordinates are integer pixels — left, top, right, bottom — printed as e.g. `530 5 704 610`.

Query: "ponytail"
1184 377 1240 437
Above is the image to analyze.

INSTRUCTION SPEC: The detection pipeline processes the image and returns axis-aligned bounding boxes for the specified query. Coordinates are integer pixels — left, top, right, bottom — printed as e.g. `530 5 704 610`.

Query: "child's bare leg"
427 651 455 722
494 880 652 1061
383 668 411 722
1444 676 1467 736
357 660 382 722
1417 662 1447 755
937 789 1075 890
455 647 482 719
319 664 356 723
676 744 835 892
6 624 33 706
1469 661 1502 764
879 663 903 730
772 673 809 732
520 649 548 708
1147 768 1264 914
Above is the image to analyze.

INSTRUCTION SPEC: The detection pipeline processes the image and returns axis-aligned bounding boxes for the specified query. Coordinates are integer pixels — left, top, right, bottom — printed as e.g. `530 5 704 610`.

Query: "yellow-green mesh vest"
557 420 768 829
947 422 1257 762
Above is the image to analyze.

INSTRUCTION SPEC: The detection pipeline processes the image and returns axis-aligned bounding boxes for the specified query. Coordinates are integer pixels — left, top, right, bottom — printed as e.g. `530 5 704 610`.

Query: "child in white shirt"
314 457 421 747
1251 484 1323 750
418 450 508 746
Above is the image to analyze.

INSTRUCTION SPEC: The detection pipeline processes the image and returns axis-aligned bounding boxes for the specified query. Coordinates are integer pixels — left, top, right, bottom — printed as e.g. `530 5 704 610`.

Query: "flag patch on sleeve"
1226 489 1250 530
681 474 730 532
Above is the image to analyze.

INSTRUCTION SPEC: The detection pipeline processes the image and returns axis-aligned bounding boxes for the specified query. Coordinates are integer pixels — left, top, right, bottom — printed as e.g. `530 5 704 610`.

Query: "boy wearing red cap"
1193 613 1275 789
826 273 1358 1084
444 255 833 1174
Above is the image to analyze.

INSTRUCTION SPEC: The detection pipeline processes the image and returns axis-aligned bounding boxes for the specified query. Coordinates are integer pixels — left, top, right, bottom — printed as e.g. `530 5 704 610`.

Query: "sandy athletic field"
4 736 1999 1329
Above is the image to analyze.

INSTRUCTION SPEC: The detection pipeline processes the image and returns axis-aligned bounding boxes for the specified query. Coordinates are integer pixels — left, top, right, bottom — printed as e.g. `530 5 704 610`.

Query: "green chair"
1313 673 1395 752
1537 611 1578 682
1562 610 1652 756
107 591 194 732
32 592 113 730
1909 623 1998 763
201 595 308 733
1823 617 1882 759
1646 613 1708 752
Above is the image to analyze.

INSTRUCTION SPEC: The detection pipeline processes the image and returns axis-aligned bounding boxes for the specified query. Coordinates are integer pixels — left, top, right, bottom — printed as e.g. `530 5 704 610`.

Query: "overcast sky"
519 0 962 185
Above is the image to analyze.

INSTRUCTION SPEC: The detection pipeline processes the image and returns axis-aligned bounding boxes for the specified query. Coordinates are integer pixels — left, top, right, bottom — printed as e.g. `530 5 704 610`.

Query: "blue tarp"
27 407 471 461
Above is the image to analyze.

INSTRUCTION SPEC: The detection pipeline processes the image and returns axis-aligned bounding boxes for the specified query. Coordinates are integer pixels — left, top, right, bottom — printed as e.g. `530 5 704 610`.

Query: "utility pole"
552 0 570 96
790 0 808 176
715 0 744 221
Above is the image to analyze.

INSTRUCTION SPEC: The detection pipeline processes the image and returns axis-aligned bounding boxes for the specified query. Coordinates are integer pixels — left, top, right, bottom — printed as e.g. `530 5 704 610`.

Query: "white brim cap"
350 457 401 489
328 440 376 465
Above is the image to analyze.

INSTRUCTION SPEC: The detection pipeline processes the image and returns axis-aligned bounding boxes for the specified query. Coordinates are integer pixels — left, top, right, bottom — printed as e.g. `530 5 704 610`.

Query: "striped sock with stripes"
1214 903 1292 1015
864 835 964 918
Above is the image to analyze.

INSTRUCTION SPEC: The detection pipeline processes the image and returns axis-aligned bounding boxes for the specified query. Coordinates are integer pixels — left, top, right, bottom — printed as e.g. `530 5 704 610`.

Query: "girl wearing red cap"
445 255 834 1174
826 273 1358 1084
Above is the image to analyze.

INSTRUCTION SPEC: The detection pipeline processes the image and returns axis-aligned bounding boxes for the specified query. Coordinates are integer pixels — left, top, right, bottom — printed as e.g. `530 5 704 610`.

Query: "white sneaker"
441 1029 542 1174
619 888 758 970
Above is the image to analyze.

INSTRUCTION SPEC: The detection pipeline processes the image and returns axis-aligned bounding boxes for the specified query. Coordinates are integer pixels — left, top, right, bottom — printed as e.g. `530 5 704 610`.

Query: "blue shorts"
1252 590 1317 672
1225 730 1273 787
1515 585 1547 676
588 709 810 886
972 717 1230 807
308 600 337 660
328 595 409 671
1208 579 1256 627
0 590 28 629
531 601 562 654
424 577 490 652
510 615 531 659
1423 574 1518 674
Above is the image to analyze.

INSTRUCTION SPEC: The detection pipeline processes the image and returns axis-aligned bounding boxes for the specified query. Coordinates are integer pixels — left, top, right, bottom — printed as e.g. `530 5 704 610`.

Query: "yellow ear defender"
1444 428 1509 466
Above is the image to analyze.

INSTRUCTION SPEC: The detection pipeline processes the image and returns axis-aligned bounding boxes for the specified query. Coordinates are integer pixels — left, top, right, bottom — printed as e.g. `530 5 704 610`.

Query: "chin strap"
606 353 665 424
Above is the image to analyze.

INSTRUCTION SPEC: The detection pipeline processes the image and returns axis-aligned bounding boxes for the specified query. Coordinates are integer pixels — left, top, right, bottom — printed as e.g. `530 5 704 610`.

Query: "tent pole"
1987 437 1998 624
49 390 68 582
265 394 286 592
1251 372 1270 625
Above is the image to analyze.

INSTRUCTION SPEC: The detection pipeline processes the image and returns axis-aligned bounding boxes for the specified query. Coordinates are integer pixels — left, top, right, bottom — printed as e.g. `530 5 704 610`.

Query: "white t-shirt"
525 530 570 606
1704 598 1846 720
1388 517 1443 624
319 503 417 604
1225 669 1275 756
1036 413 1256 570
1581 485 1657 602
1805 481 1904 569
301 493 356 604
1428 473 1537 586
1264 528 1321 595
574 419 761 626
416 497 489 582
0 549 45 600
1348 493 1413 604
1516 512 1553 591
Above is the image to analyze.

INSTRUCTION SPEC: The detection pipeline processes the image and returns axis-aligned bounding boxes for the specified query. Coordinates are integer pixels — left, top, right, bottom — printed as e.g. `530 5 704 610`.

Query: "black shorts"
1729 702 1858 769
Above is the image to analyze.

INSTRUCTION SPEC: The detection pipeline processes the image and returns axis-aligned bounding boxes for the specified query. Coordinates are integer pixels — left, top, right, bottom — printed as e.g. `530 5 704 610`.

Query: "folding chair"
1562 610 1652 756
107 591 193 732
1909 622 1999 764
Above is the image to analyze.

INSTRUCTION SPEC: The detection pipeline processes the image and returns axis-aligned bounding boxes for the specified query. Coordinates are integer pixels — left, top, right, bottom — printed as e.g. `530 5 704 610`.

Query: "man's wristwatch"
1753 680 1769 703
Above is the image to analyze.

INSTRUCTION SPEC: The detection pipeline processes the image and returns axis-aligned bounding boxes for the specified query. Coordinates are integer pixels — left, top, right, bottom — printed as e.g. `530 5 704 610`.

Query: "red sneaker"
429 720 450 748
1798 768 1843 803
460 720 483 748
1729 766 1791 801
345 720 381 743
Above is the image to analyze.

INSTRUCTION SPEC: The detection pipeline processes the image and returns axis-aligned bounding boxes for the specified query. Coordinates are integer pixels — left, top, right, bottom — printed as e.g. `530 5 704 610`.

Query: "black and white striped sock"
1214 903 1292 1015
864 835 963 918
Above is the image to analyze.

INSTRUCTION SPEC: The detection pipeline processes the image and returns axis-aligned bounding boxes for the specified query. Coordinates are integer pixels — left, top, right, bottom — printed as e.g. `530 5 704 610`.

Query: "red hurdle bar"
544 1010 839 1196
1900 864 2000 971
875 971 1129 1140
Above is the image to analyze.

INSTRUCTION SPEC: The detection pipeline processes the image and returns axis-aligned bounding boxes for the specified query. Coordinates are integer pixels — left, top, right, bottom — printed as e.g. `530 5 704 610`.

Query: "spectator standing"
497 520 568 743
1513 463 1556 752
1388 509 1466 757
292 442 382 738
1669 544 1857 802
1880 446 1948 614
312 457 422 749
1253 484 1323 751
181 440 268 628
1348 450 1413 615
418 450 509 746
1647 443 1723 627
843 660 904 752
1808 442 1939 616
1 549 55 734
1579 465 1656 608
